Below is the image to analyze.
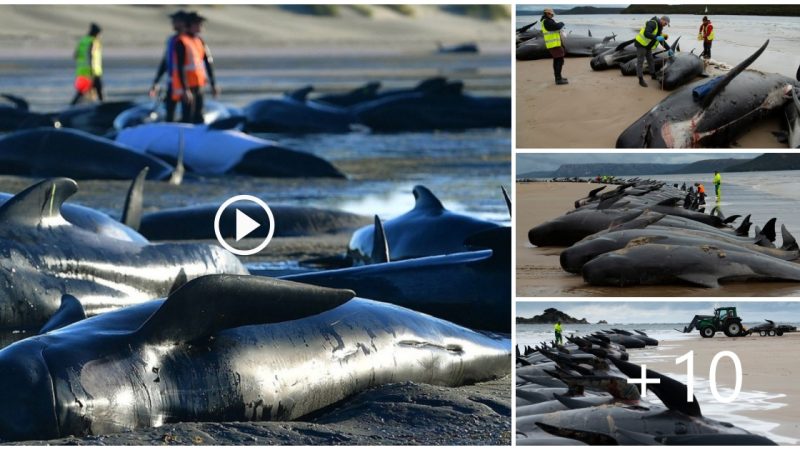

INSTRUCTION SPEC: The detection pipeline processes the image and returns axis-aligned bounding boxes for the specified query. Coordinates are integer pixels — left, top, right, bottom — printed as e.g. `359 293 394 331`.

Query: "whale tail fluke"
371 215 390 264
38 294 87 334
134 275 355 344
701 40 769 108
121 167 148 230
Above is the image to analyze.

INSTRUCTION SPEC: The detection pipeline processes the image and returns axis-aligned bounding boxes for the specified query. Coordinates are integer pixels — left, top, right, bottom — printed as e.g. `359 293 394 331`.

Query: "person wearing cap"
170 11 219 123
540 8 568 85
634 16 672 88
70 22 103 105
149 11 187 122
699 16 714 59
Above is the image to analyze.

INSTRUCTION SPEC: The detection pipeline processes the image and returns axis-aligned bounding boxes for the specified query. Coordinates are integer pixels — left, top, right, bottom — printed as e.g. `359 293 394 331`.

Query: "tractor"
679 306 746 338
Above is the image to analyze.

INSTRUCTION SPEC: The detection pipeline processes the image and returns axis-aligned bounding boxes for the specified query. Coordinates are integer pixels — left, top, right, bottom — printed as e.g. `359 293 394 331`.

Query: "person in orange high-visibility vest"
696 182 707 205
171 11 218 123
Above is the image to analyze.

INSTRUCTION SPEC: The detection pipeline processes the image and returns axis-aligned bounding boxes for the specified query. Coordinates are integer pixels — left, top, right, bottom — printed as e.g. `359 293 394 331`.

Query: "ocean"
517 13 800 77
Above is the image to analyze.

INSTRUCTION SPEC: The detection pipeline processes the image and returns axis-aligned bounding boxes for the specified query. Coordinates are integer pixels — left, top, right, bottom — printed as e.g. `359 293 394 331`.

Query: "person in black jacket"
634 15 673 87
541 8 568 85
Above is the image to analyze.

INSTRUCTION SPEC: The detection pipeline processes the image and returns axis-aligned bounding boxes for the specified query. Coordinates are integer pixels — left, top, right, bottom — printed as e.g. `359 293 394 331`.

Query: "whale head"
581 251 646 287
0 339 59 442
560 236 625 273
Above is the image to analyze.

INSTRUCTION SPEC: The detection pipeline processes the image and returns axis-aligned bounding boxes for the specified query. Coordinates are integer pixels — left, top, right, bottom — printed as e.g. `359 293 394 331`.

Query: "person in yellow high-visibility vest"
554 320 563 345
541 8 568 85
70 23 103 105
634 16 672 88
713 170 722 201
699 16 715 59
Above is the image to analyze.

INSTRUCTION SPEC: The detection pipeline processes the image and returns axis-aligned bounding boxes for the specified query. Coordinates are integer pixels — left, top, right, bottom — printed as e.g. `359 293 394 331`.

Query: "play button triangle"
235 208 260 242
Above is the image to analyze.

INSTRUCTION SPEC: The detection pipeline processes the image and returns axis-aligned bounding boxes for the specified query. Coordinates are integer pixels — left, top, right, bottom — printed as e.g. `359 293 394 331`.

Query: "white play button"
214 195 275 256
235 209 260 242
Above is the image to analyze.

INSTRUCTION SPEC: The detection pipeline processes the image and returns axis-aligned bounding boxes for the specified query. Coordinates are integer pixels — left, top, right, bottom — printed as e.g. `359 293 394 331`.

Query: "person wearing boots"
541 8 568 85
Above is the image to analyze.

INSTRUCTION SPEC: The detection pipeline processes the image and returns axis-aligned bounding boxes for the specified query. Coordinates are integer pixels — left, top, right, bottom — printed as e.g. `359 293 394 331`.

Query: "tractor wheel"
700 327 715 338
777 330 784 337
724 321 742 337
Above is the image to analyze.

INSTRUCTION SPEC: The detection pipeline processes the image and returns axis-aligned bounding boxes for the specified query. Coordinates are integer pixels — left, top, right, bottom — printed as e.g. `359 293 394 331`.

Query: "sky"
516 153 758 174
516 301 800 324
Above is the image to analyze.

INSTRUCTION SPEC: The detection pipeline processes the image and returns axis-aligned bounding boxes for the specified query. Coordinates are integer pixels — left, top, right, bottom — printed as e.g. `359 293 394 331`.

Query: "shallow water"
517 13 800 77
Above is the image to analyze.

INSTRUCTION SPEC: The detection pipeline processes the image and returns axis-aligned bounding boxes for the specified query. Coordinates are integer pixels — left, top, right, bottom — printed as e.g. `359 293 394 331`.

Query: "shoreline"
630 334 800 443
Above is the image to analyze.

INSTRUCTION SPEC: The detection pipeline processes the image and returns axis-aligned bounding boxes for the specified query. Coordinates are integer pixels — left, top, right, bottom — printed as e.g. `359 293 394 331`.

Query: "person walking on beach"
554 320 563 345
713 170 722 201
171 12 219 124
634 16 673 88
149 11 188 122
541 8 568 85
699 16 714 59
70 23 103 105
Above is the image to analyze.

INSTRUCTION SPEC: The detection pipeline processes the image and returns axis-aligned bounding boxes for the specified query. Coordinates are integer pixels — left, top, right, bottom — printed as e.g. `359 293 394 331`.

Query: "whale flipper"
39 295 86 334
412 185 445 212
610 357 702 417
371 215 390 264
121 167 148 230
134 275 355 344
0 177 77 225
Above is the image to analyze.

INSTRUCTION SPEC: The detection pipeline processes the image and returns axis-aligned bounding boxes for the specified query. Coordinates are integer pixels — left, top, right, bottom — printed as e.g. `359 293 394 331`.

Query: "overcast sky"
517 301 800 324
516 153 758 174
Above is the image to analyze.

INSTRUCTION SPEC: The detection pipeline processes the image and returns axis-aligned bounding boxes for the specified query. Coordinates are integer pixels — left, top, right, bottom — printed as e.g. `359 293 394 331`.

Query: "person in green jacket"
713 170 722 201
554 320 563 345
70 23 103 105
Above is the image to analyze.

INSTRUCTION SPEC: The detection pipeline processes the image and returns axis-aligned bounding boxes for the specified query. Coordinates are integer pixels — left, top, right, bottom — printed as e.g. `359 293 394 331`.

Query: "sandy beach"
515 57 785 148
631 333 800 443
516 181 800 297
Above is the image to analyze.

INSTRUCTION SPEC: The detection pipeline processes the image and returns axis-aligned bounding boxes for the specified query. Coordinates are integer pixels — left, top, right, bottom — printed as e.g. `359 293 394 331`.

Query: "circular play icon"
214 195 275 256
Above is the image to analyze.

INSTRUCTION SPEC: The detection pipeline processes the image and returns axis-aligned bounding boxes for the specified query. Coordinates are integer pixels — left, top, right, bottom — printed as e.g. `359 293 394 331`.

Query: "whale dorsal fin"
412 185 445 212
701 40 769 108
134 275 355 344
763 218 777 242
287 86 313 101
121 167 148 230
588 185 606 198
501 185 512 216
0 178 77 226
39 295 87 334
1 93 29 111
371 215 390 264
610 357 703 417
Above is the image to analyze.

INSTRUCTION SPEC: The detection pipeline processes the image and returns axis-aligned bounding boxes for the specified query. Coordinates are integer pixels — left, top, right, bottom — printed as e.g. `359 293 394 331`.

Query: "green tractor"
680 306 746 338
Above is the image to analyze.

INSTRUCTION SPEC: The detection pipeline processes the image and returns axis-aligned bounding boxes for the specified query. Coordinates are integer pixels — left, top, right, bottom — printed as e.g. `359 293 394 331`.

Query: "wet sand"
516 181 800 297
12 377 511 445
515 57 784 149
631 334 800 442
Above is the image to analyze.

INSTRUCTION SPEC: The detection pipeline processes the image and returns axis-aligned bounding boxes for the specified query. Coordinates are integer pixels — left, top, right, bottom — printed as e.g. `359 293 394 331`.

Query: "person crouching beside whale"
541 8 568 85
171 12 218 124
634 15 673 88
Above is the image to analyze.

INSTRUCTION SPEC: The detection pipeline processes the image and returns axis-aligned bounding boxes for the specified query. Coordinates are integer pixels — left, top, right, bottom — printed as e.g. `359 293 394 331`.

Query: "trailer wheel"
777 330 784 336
769 330 776 336
701 327 715 338
759 331 767 337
